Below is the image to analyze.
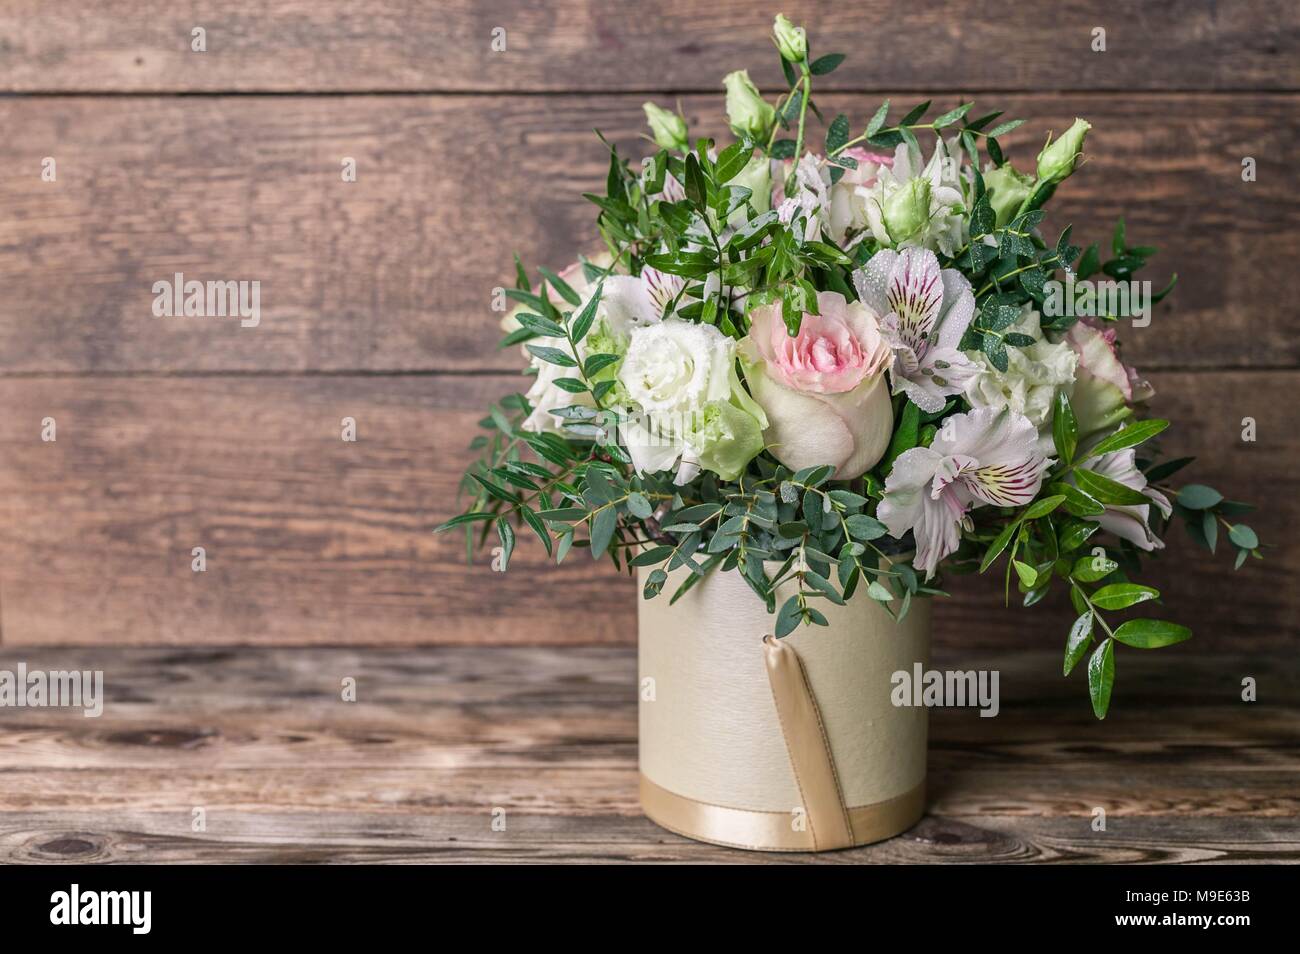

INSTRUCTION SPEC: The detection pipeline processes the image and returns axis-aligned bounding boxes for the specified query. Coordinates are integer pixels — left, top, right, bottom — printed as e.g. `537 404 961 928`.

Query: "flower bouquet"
441 15 1263 850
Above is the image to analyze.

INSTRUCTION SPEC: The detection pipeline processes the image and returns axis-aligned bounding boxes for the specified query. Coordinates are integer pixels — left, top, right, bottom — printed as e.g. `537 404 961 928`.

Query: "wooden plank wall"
0 1 1295 647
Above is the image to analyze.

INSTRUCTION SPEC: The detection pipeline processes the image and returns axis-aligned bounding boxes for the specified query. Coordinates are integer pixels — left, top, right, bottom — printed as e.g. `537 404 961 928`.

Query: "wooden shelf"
0 646 1294 863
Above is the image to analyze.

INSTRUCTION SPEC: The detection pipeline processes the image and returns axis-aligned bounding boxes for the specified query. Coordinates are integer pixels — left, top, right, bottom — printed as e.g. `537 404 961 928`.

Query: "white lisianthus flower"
963 304 1078 453
522 267 677 433
616 319 766 484
864 139 967 255
501 255 613 358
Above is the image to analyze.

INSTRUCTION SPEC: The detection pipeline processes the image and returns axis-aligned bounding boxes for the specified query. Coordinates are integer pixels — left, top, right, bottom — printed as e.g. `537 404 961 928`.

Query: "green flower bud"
723 70 775 141
772 14 808 63
883 177 932 244
982 164 1035 227
727 154 771 227
642 101 688 152
1036 118 1091 184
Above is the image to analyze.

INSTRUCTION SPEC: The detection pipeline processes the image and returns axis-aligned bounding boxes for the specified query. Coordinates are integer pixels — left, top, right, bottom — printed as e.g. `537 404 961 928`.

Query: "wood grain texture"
0 371 1291 647
0 647 1294 863
0 92 1296 374
0 1 1295 93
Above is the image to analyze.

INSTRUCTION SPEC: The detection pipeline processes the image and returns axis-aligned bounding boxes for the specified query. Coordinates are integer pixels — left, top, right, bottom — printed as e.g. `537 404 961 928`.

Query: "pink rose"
742 291 895 478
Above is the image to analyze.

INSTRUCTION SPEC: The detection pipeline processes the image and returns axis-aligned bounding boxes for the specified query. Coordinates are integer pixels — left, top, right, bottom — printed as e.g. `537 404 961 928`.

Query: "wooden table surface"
0 646 1295 863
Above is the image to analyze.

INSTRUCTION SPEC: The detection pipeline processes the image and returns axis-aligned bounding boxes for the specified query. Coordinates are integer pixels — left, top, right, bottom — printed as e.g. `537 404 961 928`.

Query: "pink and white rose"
741 290 894 479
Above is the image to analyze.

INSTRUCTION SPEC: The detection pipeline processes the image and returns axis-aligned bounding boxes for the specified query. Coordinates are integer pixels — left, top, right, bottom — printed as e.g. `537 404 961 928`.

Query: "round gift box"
637 563 929 852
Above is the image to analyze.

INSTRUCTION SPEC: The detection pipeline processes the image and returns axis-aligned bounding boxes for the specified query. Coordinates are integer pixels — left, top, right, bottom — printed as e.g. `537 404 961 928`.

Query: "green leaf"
979 518 1021 572
495 517 515 571
630 545 674 567
1051 391 1078 464
1228 524 1259 550
470 473 521 505
804 571 845 605
525 344 577 368
845 514 887 542
1088 638 1115 720
1057 519 1100 553
569 282 604 343
775 596 803 637
1086 419 1169 458
1144 456 1195 482
932 103 973 128
590 506 617 559
1202 510 1218 554
981 331 1008 372
1112 618 1192 649
434 511 495 533
1022 495 1066 521
1072 554 1118 582
866 100 890 137
538 507 586 521
882 400 921 474
1090 583 1159 610
626 492 654 519
714 141 754 184
643 568 667 598
810 53 846 75
583 353 620 377
515 312 566 338
1048 481 1106 518
1177 484 1223 510
986 119 1026 138
684 153 708 208
1064 611 1093 676
826 113 851 153
513 253 531 292
1074 468 1152 507
1012 560 1038 588
538 267 581 307
866 581 894 602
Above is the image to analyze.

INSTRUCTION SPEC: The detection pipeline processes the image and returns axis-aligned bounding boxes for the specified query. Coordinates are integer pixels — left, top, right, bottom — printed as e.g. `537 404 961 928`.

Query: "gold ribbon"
761 634 855 850
639 775 926 853
638 635 925 852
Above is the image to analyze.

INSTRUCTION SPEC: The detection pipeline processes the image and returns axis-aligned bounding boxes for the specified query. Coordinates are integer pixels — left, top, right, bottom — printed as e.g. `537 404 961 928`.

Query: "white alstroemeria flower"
1076 446 1172 551
879 407 1051 578
853 246 979 413
963 304 1078 454
522 267 675 433
776 153 831 243
864 139 967 255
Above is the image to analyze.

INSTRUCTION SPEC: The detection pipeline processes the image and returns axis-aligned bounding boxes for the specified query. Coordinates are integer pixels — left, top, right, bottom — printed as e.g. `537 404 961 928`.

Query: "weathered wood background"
0 1 1295 647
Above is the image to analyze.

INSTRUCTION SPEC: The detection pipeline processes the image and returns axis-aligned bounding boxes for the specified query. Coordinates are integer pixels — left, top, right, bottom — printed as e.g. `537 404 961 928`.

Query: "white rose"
616 319 766 484
963 304 1077 452
619 319 733 417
